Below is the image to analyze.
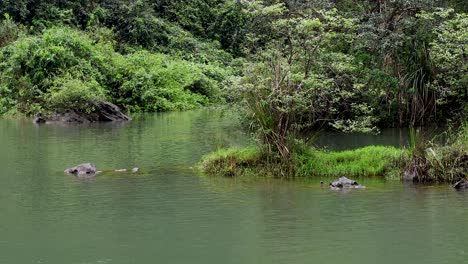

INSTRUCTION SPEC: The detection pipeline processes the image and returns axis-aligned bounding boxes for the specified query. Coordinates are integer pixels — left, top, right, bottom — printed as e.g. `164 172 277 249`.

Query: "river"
0 109 466 264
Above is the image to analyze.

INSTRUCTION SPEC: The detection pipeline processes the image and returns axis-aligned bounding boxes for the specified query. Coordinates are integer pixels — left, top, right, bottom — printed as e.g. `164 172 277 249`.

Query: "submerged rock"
33 113 46 124
65 163 97 175
453 179 468 189
40 102 131 124
330 177 366 190
115 169 127 172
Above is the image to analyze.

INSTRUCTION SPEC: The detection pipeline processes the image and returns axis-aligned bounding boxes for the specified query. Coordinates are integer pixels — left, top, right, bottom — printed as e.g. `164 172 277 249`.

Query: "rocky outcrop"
36 102 131 124
330 177 366 190
64 163 97 175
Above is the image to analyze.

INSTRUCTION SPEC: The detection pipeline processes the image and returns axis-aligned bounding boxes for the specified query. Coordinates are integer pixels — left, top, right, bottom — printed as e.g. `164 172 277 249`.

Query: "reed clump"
403 124 468 183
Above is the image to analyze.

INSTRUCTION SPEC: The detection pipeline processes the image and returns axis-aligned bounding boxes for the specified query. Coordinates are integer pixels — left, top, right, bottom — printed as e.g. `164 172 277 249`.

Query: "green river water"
0 109 467 264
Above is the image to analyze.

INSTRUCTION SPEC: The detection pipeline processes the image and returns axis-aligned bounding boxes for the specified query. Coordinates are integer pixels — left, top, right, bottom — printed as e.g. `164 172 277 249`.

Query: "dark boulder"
33 113 47 124
330 176 366 190
42 102 131 124
454 179 468 189
93 101 131 122
65 163 97 175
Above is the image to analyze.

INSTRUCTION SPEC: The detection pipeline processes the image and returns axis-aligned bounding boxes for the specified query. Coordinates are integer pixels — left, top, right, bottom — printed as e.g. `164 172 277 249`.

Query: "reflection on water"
314 126 446 150
0 109 465 264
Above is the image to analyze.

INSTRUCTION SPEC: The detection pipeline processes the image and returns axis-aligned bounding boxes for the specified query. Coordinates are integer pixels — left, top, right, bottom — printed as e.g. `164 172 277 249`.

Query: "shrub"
0 26 111 113
0 26 227 115
46 76 106 114
0 14 20 48
110 51 214 112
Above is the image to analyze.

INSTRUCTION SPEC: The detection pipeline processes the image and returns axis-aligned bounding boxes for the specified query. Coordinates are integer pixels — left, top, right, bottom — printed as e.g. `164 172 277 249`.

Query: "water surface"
0 109 466 264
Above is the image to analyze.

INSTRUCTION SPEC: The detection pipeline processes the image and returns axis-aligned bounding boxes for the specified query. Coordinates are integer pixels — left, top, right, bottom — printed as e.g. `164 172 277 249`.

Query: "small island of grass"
200 125 467 184
200 145 406 179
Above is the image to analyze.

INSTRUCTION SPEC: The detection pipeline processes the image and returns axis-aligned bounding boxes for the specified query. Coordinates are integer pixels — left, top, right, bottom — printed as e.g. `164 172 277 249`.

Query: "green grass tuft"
199 147 264 177
296 146 406 178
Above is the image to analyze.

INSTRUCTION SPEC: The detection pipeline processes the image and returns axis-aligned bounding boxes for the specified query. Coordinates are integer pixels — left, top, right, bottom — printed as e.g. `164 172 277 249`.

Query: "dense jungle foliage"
0 0 466 130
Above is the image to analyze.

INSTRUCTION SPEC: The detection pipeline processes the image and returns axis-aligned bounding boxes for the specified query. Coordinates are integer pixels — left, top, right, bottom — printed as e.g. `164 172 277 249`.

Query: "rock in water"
132 168 139 173
330 176 366 190
402 171 417 182
33 113 46 124
64 163 97 175
115 169 127 172
92 102 131 122
48 102 131 123
454 179 468 189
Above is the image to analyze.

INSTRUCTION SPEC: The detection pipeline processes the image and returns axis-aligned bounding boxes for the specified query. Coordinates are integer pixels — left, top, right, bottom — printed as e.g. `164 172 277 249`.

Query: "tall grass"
199 145 406 179
198 147 265 177
296 146 405 178
404 124 468 183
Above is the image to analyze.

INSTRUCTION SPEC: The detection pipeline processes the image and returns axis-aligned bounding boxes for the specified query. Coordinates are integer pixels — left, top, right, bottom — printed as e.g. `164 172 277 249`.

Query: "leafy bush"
0 26 227 115
109 51 226 112
46 76 106 114
0 26 111 114
0 14 20 48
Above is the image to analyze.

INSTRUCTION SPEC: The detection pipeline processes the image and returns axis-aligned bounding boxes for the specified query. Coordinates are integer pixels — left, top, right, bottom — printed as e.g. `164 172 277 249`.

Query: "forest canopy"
0 0 465 130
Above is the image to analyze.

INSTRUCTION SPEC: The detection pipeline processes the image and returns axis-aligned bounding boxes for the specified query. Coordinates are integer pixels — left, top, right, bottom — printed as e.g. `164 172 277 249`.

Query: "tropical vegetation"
0 0 466 180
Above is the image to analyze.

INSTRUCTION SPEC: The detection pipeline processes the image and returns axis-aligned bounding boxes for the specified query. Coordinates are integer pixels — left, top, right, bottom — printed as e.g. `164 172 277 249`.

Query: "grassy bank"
199 146 406 179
